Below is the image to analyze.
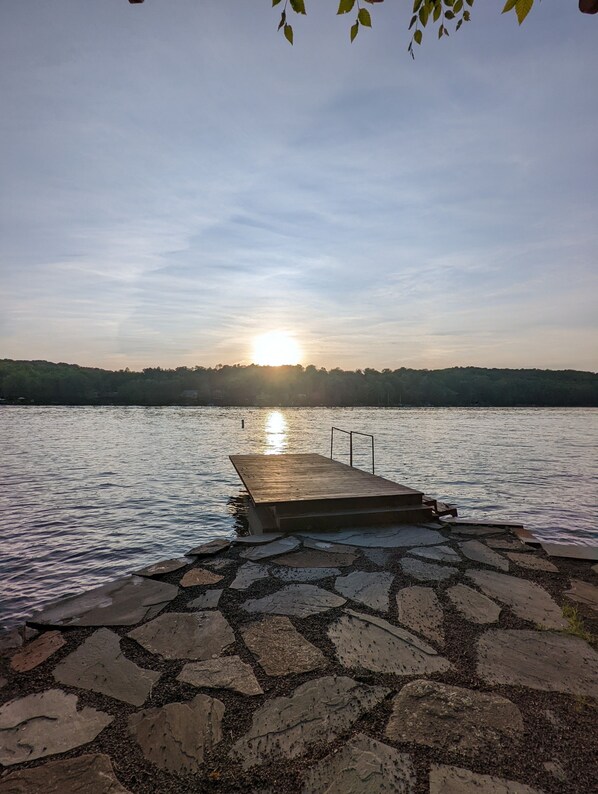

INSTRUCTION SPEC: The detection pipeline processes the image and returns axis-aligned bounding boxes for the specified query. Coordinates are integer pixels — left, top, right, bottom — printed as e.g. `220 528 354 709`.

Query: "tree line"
0 359 596 407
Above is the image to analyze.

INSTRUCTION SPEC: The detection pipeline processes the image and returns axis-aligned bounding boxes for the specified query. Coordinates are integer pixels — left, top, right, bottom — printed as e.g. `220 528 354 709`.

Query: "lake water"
1 406 597 630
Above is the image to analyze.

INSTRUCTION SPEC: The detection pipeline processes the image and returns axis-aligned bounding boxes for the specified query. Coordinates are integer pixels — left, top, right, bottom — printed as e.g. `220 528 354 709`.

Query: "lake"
1 406 597 630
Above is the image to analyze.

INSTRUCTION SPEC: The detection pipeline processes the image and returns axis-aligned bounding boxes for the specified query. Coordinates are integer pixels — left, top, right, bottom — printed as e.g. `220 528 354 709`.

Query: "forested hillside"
1 360 596 407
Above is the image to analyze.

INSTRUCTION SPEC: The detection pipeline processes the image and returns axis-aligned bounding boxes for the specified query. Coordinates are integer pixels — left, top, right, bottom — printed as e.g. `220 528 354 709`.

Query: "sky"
0 1 597 372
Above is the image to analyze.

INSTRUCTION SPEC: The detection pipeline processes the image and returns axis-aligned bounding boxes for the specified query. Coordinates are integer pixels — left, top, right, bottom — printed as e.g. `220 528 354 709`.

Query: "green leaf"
358 7 372 27
272 0 283 6
418 5 429 26
414 28 423 45
290 0 307 14
409 14 417 30
338 0 356 14
278 10 286 30
502 0 518 12
284 23 294 44
454 0 463 12
433 3 441 21
351 20 359 41
515 0 533 24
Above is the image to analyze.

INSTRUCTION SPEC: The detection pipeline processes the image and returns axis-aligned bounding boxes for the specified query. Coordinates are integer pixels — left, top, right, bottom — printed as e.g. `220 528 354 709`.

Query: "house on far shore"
180 389 199 403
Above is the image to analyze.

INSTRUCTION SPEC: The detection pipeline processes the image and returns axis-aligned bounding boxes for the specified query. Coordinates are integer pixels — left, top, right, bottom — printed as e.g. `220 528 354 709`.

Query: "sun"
252 331 302 366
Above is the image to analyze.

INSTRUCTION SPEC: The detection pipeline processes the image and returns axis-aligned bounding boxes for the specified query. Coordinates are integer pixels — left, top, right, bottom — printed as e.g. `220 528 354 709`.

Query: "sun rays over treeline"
1 360 596 407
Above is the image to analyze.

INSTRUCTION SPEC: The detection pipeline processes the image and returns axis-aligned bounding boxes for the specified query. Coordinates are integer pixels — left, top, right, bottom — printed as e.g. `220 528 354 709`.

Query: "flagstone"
0 753 131 793
273 549 357 568
27 576 178 628
301 525 444 548
409 545 461 563
429 765 544 794
53 628 160 706
486 538 528 551
460 540 509 571
243 584 346 618
446 584 501 624
328 609 451 675
230 675 388 768
396 587 444 646
0 626 38 656
180 568 223 587
178 656 263 695
386 679 523 754
239 536 300 561
10 631 65 673
270 566 341 582
188 589 223 609
0 689 113 766
241 615 326 676
302 538 359 554
128 610 234 660
129 693 224 774
134 557 189 577
363 548 391 566
449 525 507 537
476 629 598 697
466 570 567 629
302 733 416 794
401 557 458 582
187 538 231 556
540 543 598 561
505 553 558 572
234 532 283 544
230 562 270 590
334 571 393 611
563 579 598 611
204 558 236 570
0 676 6 689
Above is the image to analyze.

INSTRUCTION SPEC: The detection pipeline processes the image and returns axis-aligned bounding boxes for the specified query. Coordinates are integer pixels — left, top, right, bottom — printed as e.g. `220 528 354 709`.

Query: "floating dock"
229 453 435 533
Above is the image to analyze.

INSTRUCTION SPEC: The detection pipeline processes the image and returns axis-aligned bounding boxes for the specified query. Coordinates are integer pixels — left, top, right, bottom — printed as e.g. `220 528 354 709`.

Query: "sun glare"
251 331 302 366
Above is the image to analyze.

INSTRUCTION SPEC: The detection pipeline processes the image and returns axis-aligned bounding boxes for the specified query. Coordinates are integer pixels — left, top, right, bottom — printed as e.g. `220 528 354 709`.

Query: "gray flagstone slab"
241 616 327 676
129 693 224 774
273 549 358 568
178 656 263 695
409 545 461 563
328 609 451 675
301 525 444 548
230 675 388 768
128 610 235 660
363 548 391 566
460 540 509 571
188 589 223 609
564 579 598 612
429 765 545 794
476 629 598 697
243 584 346 618
302 538 359 554
10 631 65 673
187 538 231 556
134 557 189 577
239 536 300 561
0 753 131 793
466 570 567 629
446 584 501 624
28 576 178 628
0 689 113 766
270 566 341 582
230 562 270 590
401 557 458 582
540 543 598 561
53 628 160 706
234 533 283 544
396 587 444 646
505 553 558 572
301 733 416 794
386 679 523 754
334 571 393 612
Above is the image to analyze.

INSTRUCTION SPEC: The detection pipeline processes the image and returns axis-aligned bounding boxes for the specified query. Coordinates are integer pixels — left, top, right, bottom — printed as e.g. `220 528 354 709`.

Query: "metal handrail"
330 427 375 474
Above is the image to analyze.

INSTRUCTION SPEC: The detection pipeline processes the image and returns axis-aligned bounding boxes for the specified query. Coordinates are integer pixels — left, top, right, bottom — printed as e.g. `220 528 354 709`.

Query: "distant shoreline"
1 359 597 408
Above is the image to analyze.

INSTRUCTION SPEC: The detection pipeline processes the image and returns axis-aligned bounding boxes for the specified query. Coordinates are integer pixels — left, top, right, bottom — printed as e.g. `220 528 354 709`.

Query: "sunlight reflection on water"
1 405 596 629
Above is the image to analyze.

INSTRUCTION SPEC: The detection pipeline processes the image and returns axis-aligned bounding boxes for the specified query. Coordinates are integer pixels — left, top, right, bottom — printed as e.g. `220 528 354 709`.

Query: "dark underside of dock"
229 453 434 534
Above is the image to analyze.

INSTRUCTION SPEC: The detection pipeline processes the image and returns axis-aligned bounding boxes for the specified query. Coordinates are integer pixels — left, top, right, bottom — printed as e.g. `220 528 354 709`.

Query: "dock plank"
230 454 422 505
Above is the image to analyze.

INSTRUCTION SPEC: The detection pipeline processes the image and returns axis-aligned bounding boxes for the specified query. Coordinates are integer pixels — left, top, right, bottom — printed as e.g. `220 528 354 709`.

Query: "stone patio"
1 520 597 793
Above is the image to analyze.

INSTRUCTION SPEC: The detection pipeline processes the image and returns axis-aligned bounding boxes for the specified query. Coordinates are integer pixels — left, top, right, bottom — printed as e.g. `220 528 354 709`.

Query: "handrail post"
371 436 375 474
349 431 353 468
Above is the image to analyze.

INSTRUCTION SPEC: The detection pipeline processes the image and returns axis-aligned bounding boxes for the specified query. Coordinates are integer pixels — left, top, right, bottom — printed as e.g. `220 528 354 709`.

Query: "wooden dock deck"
230 453 434 533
